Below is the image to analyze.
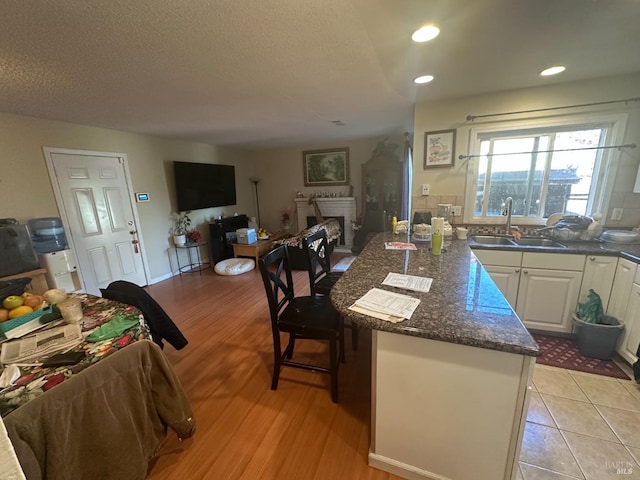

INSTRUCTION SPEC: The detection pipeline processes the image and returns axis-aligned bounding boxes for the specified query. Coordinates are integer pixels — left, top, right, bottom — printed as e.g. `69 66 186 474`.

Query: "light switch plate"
611 208 623 220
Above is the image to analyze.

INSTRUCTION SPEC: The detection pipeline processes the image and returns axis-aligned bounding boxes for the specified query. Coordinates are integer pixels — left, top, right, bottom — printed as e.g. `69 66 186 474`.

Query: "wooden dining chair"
302 229 359 351
258 245 344 403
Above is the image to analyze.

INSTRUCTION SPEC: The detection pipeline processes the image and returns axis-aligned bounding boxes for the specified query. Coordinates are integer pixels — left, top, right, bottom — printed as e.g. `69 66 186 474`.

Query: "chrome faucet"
503 197 514 234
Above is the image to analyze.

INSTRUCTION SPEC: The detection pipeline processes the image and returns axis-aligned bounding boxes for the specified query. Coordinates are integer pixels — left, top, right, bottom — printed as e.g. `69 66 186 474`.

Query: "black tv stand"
209 215 248 264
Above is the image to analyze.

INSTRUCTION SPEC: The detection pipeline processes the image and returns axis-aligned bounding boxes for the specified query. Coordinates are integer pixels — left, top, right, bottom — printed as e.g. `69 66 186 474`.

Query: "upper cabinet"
361 139 403 222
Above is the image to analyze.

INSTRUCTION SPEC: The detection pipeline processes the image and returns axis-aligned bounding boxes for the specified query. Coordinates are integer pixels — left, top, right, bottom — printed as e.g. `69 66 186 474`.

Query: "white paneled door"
47 150 147 295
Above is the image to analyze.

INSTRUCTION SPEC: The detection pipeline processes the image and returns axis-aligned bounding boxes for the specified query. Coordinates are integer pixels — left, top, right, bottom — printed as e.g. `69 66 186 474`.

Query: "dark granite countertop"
468 236 640 263
330 233 540 357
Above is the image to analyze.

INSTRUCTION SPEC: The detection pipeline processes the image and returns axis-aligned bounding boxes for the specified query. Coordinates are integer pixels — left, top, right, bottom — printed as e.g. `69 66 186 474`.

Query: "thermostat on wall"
135 193 150 202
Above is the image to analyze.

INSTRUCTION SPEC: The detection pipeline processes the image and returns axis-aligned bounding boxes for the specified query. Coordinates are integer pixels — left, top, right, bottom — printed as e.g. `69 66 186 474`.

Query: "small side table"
232 232 290 264
175 241 210 275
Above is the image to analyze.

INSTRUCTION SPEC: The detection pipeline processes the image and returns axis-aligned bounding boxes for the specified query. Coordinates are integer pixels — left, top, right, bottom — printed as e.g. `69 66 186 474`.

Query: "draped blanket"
4 340 195 480
275 218 341 249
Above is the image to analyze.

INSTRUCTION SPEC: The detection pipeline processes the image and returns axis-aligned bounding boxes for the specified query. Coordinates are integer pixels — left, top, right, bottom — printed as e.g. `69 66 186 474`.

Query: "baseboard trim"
149 272 177 285
368 452 452 480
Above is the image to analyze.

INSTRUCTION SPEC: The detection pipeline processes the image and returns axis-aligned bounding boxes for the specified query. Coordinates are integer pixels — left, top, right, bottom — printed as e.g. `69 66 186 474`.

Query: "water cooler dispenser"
28 217 82 292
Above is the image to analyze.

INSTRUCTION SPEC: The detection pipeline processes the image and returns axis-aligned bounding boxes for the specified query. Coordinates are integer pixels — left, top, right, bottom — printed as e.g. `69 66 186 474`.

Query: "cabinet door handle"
515 269 520 273
523 270 528 274
589 256 596 261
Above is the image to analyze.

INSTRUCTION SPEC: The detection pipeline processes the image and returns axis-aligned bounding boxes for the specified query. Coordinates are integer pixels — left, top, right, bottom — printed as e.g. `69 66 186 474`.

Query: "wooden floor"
145 258 403 480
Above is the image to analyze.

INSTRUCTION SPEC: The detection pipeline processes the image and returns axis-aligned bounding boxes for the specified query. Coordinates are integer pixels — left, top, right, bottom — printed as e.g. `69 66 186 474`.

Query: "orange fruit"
0 309 9 322
23 295 43 309
9 305 33 319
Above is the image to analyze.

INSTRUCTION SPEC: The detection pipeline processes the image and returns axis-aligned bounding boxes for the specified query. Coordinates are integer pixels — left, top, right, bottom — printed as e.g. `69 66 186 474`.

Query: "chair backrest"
302 229 331 295
258 245 295 324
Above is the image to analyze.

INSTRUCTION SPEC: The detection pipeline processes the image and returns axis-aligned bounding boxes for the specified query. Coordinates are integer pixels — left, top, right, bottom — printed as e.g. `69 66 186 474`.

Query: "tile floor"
518 364 640 479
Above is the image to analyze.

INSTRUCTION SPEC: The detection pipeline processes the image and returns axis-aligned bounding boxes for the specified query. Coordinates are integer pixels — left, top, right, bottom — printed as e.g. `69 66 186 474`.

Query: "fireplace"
295 197 356 251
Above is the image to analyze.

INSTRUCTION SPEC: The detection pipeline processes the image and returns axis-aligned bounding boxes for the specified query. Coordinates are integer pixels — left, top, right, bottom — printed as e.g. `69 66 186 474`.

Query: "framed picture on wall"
424 129 456 168
303 148 350 186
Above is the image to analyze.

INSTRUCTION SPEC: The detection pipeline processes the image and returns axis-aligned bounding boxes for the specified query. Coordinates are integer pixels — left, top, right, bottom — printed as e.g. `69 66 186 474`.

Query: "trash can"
572 314 624 360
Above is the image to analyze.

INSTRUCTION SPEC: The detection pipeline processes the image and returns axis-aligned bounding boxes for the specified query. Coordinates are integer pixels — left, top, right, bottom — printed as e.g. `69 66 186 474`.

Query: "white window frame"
463 112 629 225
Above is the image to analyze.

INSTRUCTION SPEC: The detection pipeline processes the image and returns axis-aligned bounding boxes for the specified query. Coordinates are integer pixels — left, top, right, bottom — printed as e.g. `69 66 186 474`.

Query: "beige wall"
412 72 640 227
254 135 404 232
0 111 401 284
0 112 257 282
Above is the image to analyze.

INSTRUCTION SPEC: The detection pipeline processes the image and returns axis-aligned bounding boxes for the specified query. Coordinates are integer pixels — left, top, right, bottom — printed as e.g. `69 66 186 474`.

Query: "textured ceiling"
1 0 638 149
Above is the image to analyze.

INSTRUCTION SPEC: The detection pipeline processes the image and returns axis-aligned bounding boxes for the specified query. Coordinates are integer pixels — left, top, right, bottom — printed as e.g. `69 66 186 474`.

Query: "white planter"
173 234 186 246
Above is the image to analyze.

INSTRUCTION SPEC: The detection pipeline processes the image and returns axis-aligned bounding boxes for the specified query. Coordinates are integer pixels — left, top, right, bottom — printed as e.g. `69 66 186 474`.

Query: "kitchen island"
331 233 540 480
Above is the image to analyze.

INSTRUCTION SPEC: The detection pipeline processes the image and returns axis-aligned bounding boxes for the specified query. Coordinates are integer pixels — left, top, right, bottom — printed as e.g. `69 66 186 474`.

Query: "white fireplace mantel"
295 197 357 251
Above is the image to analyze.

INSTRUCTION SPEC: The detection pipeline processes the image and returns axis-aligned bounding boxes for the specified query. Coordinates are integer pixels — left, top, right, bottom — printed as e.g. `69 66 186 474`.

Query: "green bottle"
431 231 443 255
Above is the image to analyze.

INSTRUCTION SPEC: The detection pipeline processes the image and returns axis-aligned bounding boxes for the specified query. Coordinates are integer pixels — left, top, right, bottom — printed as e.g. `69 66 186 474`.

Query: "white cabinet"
473 250 585 333
609 259 640 364
579 255 618 311
620 283 640 364
482 265 520 307
516 268 583 333
473 250 522 308
607 258 637 325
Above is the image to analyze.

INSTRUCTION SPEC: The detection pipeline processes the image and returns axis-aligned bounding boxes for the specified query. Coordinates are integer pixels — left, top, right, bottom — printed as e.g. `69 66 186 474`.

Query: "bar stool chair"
302 230 359 351
258 245 344 403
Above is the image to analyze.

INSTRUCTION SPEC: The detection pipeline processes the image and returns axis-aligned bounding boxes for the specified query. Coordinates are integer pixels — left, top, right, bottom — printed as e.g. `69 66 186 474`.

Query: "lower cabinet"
482 265 520 307
474 248 640 360
578 255 618 311
607 258 637 322
474 250 586 333
610 259 640 364
516 268 583 333
620 283 640 364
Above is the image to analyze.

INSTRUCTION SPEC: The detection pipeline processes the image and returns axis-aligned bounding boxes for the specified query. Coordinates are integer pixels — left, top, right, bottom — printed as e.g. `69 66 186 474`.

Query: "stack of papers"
0 324 83 365
382 272 433 293
349 288 420 323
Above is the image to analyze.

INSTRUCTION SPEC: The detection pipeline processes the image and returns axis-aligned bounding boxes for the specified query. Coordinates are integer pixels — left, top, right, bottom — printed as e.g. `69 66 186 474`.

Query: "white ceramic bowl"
600 230 640 243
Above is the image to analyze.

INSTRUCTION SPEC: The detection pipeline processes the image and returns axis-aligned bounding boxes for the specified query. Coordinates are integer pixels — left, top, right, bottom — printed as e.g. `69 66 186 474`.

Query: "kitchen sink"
469 235 516 245
515 237 566 247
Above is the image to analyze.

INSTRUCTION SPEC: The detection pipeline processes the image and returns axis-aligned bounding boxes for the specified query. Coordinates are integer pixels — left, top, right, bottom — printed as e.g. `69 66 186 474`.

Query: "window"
464 113 628 225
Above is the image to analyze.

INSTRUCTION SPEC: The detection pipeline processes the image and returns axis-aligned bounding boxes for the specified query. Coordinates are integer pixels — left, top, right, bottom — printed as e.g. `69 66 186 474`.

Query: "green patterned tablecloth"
0 294 151 417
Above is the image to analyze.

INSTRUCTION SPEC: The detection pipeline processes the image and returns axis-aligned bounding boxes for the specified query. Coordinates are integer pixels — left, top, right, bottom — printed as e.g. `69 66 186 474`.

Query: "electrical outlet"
611 208 623 221
421 184 430 196
451 205 462 216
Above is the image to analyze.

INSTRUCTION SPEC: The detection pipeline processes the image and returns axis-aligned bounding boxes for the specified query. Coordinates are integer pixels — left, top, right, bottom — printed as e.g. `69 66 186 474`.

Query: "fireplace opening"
307 216 345 245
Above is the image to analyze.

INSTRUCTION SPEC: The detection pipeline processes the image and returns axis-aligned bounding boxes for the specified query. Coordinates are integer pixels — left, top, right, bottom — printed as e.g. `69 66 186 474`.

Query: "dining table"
0 293 195 480
0 293 150 417
330 232 539 480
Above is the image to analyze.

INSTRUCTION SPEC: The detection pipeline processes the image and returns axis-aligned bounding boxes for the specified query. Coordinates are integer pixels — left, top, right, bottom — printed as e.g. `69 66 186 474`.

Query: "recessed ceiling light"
540 66 566 76
412 25 440 43
414 75 434 84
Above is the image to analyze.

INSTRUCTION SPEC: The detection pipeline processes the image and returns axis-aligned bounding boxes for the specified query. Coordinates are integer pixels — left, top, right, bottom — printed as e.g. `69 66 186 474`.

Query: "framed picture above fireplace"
302 148 350 186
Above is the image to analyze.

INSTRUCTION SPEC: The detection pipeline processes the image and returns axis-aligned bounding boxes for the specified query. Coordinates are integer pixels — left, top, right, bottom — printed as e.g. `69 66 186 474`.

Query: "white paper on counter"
350 287 420 320
384 242 417 250
382 272 433 293
348 304 405 323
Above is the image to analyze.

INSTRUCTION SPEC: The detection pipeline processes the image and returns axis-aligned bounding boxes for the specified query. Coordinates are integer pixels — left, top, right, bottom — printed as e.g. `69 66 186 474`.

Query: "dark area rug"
532 334 630 380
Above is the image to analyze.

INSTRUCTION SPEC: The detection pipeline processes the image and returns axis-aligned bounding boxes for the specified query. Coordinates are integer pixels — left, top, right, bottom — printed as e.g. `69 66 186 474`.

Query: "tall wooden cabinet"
361 154 403 223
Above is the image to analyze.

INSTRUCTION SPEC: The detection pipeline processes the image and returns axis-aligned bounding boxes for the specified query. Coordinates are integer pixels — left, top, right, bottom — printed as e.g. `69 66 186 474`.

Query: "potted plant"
281 206 293 231
185 229 202 245
572 289 625 360
170 211 191 246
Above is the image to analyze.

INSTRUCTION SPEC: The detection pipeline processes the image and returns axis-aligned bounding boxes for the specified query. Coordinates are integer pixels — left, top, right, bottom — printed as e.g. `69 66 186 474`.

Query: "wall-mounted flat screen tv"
174 161 237 211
